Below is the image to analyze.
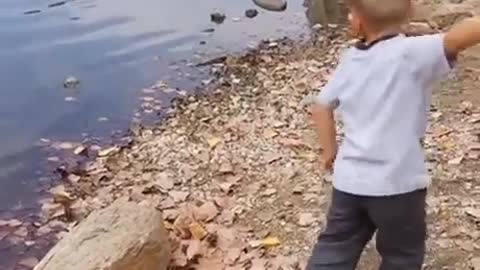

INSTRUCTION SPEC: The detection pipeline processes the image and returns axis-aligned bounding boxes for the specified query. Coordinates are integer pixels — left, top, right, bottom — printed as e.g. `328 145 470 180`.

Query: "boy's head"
346 0 412 40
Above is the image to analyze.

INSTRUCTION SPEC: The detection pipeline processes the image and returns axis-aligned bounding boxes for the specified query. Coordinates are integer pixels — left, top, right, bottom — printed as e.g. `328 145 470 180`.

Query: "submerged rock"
63 76 80 89
34 199 171 270
210 12 226 24
245 9 259 18
252 0 287 12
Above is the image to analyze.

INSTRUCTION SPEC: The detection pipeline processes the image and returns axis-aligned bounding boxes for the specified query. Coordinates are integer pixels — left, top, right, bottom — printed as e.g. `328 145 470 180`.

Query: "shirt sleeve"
314 64 344 110
407 34 454 84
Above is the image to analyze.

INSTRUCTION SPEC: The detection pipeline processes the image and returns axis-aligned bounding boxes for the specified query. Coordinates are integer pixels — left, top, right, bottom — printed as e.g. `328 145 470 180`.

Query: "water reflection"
0 0 305 211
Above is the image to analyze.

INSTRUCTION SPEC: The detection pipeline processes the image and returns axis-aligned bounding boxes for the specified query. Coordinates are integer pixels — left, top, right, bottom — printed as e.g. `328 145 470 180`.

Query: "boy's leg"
367 189 427 270
306 189 376 270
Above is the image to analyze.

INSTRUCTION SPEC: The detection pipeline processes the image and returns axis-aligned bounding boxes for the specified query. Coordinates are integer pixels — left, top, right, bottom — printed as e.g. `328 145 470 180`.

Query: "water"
0 0 308 214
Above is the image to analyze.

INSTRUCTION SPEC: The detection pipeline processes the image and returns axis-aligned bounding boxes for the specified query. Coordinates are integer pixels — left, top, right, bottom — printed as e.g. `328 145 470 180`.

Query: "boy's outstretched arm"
444 17 480 57
311 104 337 172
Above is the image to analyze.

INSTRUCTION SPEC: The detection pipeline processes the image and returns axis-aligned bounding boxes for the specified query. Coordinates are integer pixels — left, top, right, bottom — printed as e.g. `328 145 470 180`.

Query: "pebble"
63 76 80 88
245 9 259 18
210 12 226 24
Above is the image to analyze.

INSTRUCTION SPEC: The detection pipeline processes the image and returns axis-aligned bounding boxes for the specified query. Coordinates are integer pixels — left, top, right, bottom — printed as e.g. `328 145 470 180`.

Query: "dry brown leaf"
6 219 22 227
98 146 119 157
154 172 174 191
224 247 242 265
189 222 208 240
261 236 281 247
194 201 220 222
250 258 267 270
0 230 9 241
186 239 203 261
169 191 190 203
207 136 221 148
18 257 39 268
13 226 28 238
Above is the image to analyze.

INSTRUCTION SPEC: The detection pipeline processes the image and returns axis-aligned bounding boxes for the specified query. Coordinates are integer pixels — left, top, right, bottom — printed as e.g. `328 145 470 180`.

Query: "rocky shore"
2 0 480 269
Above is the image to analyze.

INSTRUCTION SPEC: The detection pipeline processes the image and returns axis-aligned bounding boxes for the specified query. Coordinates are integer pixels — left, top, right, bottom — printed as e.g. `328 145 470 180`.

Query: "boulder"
253 0 287 12
34 199 171 270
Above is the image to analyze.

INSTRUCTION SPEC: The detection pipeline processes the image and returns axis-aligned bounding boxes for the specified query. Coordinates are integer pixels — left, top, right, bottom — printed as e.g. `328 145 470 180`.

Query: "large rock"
253 0 287 12
34 199 171 270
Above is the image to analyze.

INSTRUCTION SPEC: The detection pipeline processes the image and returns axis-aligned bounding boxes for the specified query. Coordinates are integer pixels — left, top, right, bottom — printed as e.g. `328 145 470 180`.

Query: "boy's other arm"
311 104 337 172
444 17 480 58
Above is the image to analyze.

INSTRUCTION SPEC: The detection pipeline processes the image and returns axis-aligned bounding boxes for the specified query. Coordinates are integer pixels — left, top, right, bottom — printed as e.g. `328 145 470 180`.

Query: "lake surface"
0 0 308 214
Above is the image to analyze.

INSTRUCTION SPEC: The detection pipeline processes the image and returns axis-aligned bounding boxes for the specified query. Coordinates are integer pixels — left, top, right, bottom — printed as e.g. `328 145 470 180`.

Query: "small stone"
253 0 287 12
210 12 226 24
64 76 80 88
292 185 304 194
298 213 316 227
245 9 259 18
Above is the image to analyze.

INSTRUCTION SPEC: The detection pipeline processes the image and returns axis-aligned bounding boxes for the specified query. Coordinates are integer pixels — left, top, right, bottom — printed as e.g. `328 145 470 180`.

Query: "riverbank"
4 0 480 269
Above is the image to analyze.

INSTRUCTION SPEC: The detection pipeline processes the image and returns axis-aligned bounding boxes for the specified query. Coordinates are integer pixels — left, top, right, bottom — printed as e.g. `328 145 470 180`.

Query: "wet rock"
253 0 287 12
34 199 171 270
210 12 226 24
245 9 259 18
63 76 80 89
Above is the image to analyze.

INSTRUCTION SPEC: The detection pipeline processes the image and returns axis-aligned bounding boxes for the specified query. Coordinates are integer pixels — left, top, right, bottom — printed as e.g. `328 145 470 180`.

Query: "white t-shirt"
315 34 452 196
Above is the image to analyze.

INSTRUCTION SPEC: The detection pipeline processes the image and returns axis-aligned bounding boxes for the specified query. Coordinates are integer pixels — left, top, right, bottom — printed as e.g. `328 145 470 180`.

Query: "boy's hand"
322 148 337 172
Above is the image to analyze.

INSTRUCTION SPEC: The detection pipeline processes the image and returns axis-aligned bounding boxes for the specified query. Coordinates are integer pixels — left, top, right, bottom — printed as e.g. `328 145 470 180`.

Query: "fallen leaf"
186 240 203 261
465 208 480 219
154 172 174 191
262 236 281 247
189 222 208 240
7 219 22 227
194 201 220 222
207 136 221 148
14 227 28 238
250 258 267 270
263 129 278 139
73 145 88 155
163 209 180 221
18 257 39 268
169 191 190 203
58 142 74 150
98 146 119 157
263 188 277 196
0 230 9 241
448 156 464 165
224 247 242 265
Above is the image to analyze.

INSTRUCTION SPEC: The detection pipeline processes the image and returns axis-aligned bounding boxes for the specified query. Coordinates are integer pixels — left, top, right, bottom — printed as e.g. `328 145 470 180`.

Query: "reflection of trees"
304 0 347 25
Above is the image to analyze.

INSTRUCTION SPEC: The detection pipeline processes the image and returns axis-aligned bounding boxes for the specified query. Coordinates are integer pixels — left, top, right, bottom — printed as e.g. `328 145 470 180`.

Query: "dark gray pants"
307 188 427 270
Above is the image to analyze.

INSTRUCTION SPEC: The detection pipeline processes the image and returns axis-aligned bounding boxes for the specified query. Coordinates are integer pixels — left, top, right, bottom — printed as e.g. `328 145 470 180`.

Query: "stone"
253 0 286 11
64 76 80 88
34 199 170 270
210 12 226 24
245 9 259 18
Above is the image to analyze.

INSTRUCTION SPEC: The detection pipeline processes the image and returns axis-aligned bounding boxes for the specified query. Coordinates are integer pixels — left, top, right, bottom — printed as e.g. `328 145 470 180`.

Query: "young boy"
307 0 480 269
